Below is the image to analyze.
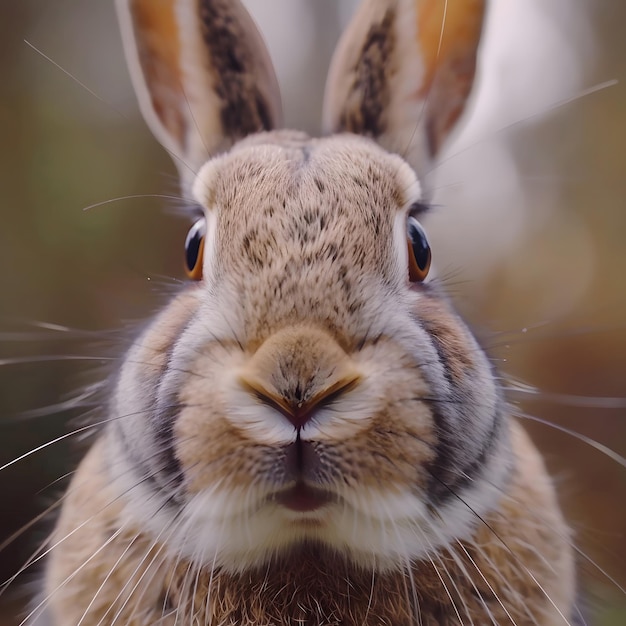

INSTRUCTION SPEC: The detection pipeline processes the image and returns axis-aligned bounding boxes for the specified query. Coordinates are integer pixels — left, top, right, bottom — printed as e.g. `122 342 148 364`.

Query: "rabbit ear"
323 0 486 185
116 0 283 193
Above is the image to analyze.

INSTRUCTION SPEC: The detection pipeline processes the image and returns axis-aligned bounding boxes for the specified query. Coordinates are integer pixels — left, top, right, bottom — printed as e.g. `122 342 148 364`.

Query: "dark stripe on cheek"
112 417 181 509
421 324 464 504
110 291 202 508
437 403 506 504
146 308 202 501
421 326 504 506
152 396 184 496
424 407 464 504
118 358 184 503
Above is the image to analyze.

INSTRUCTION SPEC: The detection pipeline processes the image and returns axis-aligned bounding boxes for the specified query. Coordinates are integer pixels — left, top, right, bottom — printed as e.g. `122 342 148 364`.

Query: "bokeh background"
0 0 624 623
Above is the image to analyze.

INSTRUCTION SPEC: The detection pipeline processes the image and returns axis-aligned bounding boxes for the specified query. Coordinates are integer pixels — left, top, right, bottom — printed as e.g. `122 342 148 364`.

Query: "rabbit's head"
109 0 505 574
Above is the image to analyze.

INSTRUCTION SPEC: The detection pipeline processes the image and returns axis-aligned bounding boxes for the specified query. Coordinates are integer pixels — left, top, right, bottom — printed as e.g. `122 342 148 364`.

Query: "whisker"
428 472 574 625
400 0 449 163
16 387 102 421
421 517 497 625
82 194 186 213
463 535 539 625
507 381 626 410
89 483 188 625
454 538 519 626
0 497 64 557
0 404 178 476
0 424 99 474
23 40 127 119
454 463 625 605
514 410 626 469
0 355 115 367
414 523 474 625
430 79 619 175
74 534 140 626
19 526 126 626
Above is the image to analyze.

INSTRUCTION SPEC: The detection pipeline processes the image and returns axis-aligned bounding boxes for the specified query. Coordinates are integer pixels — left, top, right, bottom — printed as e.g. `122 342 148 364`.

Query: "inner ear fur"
116 0 283 194
323 0 486 182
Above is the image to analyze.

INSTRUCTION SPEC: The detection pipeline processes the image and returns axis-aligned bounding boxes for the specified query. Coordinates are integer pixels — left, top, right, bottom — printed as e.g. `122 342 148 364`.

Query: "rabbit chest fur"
36 1 578 624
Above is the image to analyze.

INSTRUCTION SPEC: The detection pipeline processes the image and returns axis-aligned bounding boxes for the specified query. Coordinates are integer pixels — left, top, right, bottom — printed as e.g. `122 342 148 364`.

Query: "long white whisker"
457 464 626 604
506 377 626 409
454 539 519 626
413 524 471 625
421 517 498 625
434 476 574 625
430 79 619 174
82 194 186 212
20 526 126 626
377 497 422 626
74 535 139 626
100 509 187 626
23 40 127 118
515 411 626 469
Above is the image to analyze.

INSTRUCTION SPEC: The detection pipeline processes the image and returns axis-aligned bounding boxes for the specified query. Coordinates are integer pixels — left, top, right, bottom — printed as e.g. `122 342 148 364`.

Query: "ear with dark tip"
116 0 283 194
323 0 486 186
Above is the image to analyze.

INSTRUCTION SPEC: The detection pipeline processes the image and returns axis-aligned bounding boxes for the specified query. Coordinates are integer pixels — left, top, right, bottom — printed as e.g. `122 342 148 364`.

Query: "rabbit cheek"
174 406 269 496
411 297 512 518
108 288 203 475
331 409 436 495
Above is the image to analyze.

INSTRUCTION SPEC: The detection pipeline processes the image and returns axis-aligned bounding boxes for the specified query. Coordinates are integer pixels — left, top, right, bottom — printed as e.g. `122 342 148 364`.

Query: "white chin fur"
112 444 506 574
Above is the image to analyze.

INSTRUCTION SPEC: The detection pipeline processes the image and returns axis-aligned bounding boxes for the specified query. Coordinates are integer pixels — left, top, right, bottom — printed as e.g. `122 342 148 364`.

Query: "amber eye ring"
185 217 206 280
407 216 431 282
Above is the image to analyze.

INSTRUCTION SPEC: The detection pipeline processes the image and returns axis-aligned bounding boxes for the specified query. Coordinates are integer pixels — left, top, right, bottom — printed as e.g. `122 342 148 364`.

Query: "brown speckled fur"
45 422 572 625
39 1 578 624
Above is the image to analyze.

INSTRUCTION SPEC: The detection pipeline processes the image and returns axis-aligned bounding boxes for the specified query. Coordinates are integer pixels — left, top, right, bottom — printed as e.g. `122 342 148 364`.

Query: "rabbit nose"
237 324 361 429
241 374 360 429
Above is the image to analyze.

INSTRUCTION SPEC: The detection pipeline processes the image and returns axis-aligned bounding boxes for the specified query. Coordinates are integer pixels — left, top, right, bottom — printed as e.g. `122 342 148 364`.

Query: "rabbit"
32 0 580 624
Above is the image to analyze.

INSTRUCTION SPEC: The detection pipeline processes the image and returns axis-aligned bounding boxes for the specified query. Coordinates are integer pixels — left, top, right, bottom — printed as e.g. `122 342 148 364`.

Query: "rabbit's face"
108 132 509 573
35 4 581 624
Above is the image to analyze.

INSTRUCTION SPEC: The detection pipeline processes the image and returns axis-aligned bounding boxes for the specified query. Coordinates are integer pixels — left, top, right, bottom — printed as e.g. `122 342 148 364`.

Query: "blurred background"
0 0 624 623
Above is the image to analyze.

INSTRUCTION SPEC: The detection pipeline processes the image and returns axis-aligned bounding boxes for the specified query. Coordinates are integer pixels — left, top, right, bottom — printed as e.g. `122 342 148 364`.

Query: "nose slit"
284 434 322 482
240 373 361 430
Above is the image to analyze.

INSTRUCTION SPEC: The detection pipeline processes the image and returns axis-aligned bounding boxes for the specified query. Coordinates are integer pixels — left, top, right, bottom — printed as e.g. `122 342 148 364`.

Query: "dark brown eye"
407 216 431 282
185 218 206 280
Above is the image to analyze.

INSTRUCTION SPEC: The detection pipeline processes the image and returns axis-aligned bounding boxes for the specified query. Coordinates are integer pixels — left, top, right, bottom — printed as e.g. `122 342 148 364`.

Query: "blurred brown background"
0 0 624 624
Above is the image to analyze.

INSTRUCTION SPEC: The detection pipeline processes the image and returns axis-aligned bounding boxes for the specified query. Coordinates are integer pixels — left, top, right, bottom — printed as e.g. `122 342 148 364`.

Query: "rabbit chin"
114 452 508 574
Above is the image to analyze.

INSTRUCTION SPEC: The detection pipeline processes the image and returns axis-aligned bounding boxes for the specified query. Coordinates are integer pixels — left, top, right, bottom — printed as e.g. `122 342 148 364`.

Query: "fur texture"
37 1 578 624
43 422 573 624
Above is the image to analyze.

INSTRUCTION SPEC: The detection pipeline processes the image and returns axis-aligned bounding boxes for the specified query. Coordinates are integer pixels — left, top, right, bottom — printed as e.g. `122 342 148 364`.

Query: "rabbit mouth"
274 438 335 513
274 482 334 513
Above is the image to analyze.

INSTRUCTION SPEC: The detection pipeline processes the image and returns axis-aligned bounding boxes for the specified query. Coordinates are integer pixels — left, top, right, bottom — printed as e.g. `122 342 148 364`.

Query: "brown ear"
116 0 283 194
323 0 486 183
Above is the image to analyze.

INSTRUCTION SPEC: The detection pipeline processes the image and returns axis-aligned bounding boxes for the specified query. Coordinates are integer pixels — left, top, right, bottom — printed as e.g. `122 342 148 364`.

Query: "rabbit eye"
407 217 431 282
185 217 206 280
